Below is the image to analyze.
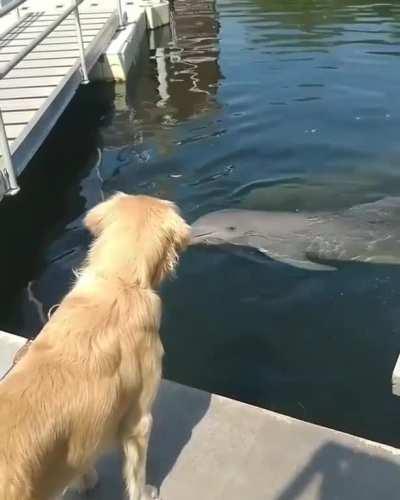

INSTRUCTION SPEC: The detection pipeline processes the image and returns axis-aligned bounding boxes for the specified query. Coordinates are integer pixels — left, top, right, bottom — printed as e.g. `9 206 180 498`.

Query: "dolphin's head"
190 210 251 246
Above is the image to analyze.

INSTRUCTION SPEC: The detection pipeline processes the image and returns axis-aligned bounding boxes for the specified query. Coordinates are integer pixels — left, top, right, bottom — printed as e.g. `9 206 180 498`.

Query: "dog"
0 193 190 500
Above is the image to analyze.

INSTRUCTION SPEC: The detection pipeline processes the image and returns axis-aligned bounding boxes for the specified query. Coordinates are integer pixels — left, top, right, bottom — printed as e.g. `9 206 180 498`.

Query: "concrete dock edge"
1 330 400 499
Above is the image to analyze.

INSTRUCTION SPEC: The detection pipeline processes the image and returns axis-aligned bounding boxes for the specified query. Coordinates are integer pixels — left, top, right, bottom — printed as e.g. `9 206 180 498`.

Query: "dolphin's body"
190 197 400 271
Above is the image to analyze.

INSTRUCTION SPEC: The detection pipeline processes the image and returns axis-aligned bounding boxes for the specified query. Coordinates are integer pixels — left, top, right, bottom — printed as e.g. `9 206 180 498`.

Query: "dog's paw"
143 484 161 500
70 467 99 494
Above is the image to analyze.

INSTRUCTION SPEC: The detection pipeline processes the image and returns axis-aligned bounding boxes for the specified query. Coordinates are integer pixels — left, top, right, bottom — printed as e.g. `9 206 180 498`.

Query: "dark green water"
2 0 400 446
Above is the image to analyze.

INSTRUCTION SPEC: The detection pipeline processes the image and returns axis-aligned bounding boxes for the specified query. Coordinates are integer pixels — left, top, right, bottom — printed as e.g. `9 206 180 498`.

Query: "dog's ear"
84 193 127 236
152 210 190 285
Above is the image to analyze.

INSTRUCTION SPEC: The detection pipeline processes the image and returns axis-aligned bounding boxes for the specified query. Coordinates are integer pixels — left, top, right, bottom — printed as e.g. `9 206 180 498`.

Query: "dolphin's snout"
189 226 215 245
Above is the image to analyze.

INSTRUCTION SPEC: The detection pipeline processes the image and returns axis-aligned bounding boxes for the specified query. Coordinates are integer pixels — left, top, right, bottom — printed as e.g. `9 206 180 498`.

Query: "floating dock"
0 0 169 201
2 330 400 500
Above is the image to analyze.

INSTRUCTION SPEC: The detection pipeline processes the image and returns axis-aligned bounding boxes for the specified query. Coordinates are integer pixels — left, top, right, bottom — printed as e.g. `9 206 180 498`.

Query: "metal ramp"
0 0 122 199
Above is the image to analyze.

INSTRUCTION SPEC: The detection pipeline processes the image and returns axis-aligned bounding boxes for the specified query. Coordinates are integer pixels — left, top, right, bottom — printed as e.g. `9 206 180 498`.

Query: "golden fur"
0 193 190 500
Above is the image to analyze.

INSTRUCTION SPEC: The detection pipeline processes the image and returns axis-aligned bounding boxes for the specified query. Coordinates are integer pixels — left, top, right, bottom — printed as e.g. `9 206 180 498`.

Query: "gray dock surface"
1 331 400 500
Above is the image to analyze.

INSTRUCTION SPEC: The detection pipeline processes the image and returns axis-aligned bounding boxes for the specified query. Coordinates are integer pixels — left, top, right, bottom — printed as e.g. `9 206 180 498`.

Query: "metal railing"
0 0 29 195
0 0 125 197
0 0 25 18
117 0 126 28
0 0 89 81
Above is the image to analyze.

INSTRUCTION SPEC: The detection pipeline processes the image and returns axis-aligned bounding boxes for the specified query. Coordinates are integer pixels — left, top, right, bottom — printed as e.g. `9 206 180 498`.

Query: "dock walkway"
0 1 120 196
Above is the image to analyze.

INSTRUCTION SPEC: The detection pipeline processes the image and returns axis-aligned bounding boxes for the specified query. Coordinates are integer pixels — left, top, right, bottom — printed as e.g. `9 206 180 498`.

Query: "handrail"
0 0 90 195
117 0 126 27
0 0 26 18
0 0 85 79
0 11 34 40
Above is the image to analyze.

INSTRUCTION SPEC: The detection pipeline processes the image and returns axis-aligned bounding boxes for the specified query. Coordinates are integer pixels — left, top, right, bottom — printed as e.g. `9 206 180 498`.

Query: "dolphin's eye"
227 226 236 231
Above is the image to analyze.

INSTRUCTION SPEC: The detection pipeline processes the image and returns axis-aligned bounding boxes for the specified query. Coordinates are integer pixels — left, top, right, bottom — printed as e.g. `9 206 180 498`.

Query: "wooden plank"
3 110 36 125
0 97 45 111
0 75 62 89
0 51 79 62
5 123 26 140
26 15 112 25
22 20 110 29
13 10 112 17
0 15 109 58
39 12 113 18
0 19 104 60
0 49 79 61
3 58 76 68
2 29 97 41
21 25 105 34
16 19 105 29
0 35 95 48
4 66 71 78
16 11 112 18
8 29 101 39
2 29 100 40
29 15 110 25
0 86 55 99
0 43 89 54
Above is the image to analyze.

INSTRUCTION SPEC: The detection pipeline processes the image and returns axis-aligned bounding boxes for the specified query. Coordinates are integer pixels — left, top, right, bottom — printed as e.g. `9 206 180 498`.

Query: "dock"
2 330 400 500
0 0 169 201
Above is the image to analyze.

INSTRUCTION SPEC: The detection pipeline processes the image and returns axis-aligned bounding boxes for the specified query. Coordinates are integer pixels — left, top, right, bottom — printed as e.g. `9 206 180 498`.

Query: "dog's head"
84 193 190 288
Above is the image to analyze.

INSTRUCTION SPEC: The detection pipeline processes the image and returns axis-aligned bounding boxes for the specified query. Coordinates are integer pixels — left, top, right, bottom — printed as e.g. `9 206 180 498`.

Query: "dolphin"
190 197 400 271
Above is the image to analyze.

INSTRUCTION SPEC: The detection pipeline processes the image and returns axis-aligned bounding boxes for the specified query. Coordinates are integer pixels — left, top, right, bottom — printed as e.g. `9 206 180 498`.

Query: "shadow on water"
0 83 115 335
276 442 400 500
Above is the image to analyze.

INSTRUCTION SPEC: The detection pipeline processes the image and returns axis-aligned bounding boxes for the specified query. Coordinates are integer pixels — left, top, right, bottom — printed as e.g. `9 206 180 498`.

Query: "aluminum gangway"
0 0 123 199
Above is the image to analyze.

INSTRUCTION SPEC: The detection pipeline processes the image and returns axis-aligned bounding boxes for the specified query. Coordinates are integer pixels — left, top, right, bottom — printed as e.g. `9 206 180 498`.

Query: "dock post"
116 0 126 28
0 109 19 195
72 0 90 84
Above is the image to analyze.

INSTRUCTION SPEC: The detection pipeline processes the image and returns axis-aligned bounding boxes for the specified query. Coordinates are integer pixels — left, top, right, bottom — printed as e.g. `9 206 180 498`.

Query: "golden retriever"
0 193 190 500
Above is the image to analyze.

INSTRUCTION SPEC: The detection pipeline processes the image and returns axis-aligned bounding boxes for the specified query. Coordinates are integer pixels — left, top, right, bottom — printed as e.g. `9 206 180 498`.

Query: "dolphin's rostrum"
190 197 400 271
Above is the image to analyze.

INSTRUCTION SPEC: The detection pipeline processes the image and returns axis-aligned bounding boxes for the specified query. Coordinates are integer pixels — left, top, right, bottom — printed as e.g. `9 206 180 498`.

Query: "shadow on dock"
276 441 400 500
148 381 211 489
65 381 211 499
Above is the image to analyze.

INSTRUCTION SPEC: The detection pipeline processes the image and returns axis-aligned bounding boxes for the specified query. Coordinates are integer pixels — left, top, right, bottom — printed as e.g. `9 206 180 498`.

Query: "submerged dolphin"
190 197 400 271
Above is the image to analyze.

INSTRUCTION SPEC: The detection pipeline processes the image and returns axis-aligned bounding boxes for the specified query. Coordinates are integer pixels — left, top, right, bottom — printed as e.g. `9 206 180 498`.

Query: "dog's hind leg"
121 414 160 500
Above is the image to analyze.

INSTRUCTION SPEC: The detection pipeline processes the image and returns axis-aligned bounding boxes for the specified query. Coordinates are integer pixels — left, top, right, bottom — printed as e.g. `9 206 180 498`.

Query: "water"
1 0 400 446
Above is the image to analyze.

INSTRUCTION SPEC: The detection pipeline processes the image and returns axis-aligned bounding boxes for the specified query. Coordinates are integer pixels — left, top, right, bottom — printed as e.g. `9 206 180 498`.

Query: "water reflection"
105 0 222 139
98 0 224 204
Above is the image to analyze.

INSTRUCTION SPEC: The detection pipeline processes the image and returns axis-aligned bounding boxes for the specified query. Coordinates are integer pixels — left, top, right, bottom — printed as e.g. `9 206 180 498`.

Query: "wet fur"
0 193 190 500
